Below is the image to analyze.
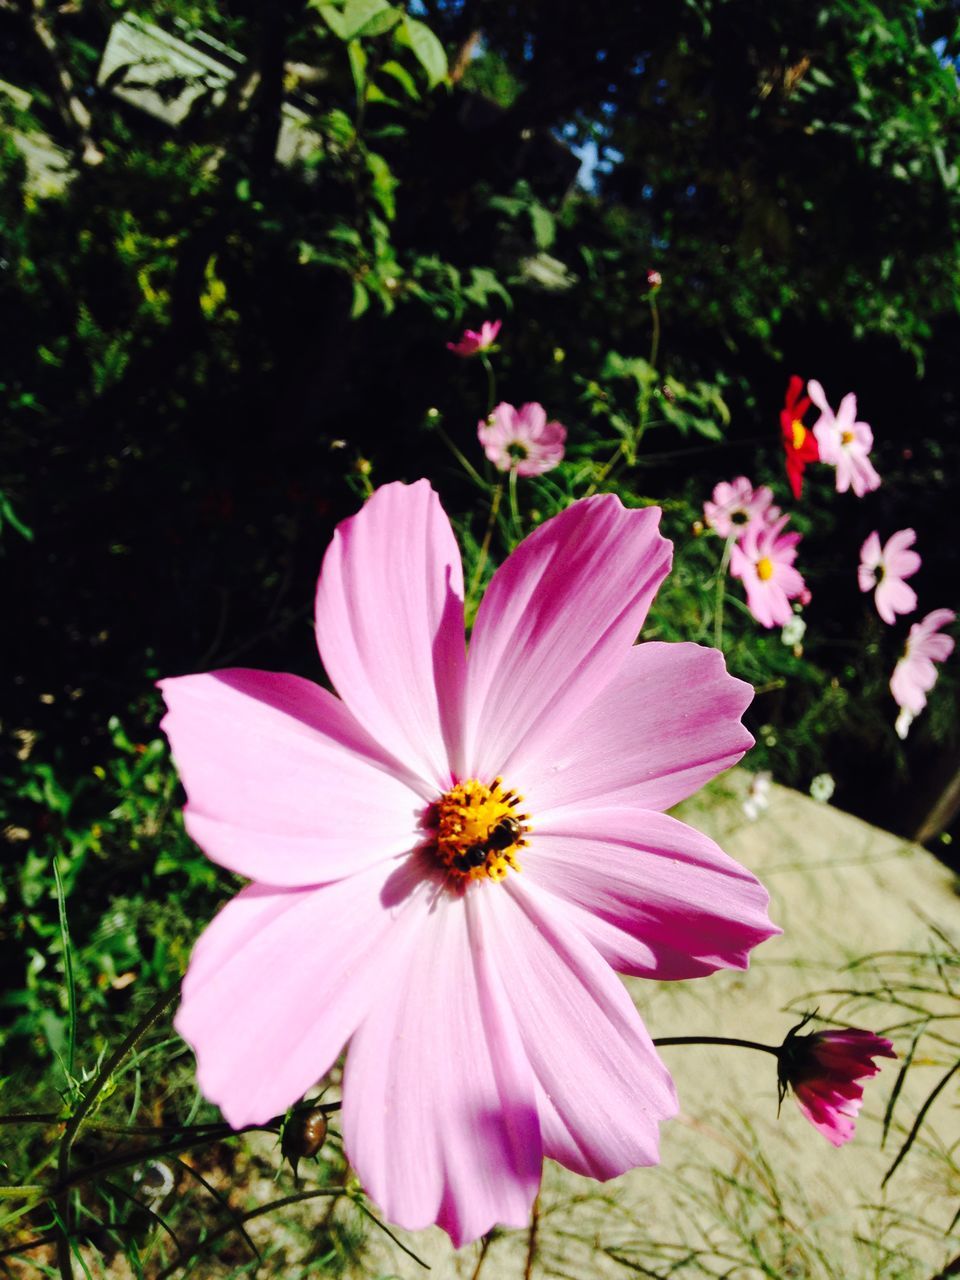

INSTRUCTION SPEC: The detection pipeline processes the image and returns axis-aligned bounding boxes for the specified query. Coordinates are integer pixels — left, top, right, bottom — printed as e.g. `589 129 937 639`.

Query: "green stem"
508 465 521 537
480 353 497 414
653 1034 780 1058
436 424 487 490
714 533 735 650
467 481 503 613
52 859 77 1085
649 294 661 371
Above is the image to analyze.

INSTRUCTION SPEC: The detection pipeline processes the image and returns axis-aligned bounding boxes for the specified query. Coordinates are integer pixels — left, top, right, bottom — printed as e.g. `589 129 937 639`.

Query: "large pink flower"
729 514 806 629
808 380 881 497
778 1027 896 1147
858 529 921 625
478 401 567 476
890 607 956 717
160 481 777 1246
703 476 778 540
447 319 501 357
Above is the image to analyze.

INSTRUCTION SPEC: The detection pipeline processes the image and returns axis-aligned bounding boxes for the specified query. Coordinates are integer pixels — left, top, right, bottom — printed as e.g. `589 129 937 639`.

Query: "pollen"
841 430 854 445
756 556 775 581
430 778 529 883
791 420 807 450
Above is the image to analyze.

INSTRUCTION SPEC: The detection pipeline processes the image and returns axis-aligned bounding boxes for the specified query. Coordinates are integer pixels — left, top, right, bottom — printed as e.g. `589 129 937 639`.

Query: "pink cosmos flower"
858 529 921 625
478 401 567 476
703 477 778 541
160 481 778 1246
729 514 806 629
778 1026 896 1147
890 607 956 716
447 319 502 357
808 380 881 497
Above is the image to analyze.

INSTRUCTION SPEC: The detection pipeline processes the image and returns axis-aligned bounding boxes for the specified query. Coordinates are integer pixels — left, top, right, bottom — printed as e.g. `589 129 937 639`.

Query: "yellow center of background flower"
757 557 774 581
433 778 528 881
841 430 854 444
791 420 806 449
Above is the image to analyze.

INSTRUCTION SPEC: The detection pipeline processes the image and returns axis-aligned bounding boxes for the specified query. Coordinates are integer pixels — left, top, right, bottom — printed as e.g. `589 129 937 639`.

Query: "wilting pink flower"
160 481 777 1246
447 319 501 357
729 514 806 629
703 476 778 540
478 401 567 476
890 608 956 718
808 380 880 497
858 529 921 625
778 1026 896 1147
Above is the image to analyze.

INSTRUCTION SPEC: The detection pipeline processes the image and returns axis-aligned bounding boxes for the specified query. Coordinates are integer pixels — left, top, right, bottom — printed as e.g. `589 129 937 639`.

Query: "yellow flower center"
432 778 529 882
841 430 854 445
756 556 775 581
791 420 807 449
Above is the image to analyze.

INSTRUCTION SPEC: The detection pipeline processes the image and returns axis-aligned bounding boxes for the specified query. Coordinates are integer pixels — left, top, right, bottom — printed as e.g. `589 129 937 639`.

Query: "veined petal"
465 496 671 780
521 643 753 816
483 879 678 1179
175 858 431 1127
342 884 542 1247
315 481 466 790
521 808 778 979
160 670 425 885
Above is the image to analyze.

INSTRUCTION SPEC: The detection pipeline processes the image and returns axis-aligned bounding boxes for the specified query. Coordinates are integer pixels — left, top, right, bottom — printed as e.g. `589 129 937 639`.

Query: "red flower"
778 1024 895 1146
780 376 819 499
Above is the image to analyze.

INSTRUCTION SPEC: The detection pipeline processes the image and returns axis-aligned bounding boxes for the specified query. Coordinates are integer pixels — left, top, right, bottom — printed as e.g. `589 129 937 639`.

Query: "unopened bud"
646 269 662 291
282 1106 328 1176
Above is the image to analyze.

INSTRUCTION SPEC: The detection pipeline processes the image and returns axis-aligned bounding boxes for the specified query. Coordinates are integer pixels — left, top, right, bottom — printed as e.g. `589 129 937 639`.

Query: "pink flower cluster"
704 477 807 628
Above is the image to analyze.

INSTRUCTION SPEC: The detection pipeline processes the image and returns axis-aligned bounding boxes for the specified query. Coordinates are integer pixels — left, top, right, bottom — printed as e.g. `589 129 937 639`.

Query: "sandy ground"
352 771 960 1280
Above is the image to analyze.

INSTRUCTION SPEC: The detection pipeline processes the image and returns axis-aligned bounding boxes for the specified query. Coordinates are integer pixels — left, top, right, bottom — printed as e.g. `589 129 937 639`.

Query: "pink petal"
483 880 679 1179
342 884 542 1247
160 671 425 884
520 807 778 979
175 857 431 1126
884 529 920 575
806 380 830 416
521 643 753 815
859 531 882 576
875 576 917 626
315 481 466 789
465 496 672 780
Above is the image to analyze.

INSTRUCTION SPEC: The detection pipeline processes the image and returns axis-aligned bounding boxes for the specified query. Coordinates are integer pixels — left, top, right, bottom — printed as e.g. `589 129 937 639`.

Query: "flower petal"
315 481 466 790
482 879 679 1178
875 576 916 626
175 857 431 1126
519 808 778 979
342 883 542 1247
159 670 425 884
465 496 672 779
521 643 753 816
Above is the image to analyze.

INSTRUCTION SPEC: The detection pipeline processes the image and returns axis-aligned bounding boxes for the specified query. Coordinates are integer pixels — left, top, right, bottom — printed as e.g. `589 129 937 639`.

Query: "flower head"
160 481 777 1246
858 529 921 625
890 608 956 718
447 319 502 357
809 773 835 804
479 401 567 476
808 380 881 497
778 1024 895 1146
703 476 778 540
742 770 772 822
729 514 807 628
780 375 819 499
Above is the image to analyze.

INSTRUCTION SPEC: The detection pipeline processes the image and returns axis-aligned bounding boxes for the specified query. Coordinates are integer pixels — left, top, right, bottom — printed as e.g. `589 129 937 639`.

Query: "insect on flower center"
756 556 775 581
791 420 807 449
431 778 529 883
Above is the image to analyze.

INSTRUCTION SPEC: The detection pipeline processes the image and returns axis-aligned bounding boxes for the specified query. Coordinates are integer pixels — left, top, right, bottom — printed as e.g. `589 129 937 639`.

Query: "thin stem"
714 533 735 650
480 353 497 413
653 1034 781 1057
467 481 503 611
53 859 77 1086
435 424 487 490
507 465 521 538
649 295 661 371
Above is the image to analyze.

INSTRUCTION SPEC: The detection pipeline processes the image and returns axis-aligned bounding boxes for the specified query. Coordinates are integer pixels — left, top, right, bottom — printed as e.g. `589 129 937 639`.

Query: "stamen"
757 556 774 581
429 778 530 884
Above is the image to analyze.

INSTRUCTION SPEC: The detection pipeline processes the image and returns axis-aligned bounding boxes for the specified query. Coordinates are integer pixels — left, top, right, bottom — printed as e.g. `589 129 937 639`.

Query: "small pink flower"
890 607 956 716
160 481 778 1246
447 319 502 357
778 1026 896 1147
808 380 881 497
703 477 778 540
729 514 807 629
858 529 921 625
478 401 567 476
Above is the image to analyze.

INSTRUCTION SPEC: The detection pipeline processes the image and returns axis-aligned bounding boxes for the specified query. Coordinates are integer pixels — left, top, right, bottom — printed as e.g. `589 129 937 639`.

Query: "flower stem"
467 481 503 612
508 465 521 539
435 424 487 490
649 294 661 371
714 533 735 650
653 1034 781 1058
480 353 497 414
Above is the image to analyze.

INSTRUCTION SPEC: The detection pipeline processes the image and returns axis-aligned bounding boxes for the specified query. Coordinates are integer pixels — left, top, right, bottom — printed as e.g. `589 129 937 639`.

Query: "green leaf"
351 279 370 317
399 16 447 89
366 150 397 220
341 0 398 40
379 58 420 100
316 3 347 39
347 38 367 103
529 202 555 250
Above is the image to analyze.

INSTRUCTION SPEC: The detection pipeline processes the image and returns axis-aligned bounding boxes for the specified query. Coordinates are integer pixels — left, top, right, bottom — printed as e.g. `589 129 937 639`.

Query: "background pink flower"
808 380 881 496
703 476 778 539
447 319 501 356
478 401 567 475
160 481 777 1246
890 607 956 715
858 529 921 624
729 514 806 628
779 1027 896 1147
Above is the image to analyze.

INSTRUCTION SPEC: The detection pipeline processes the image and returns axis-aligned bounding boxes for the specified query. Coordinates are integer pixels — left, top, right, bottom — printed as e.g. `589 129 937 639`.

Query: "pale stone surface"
355 771 960 1279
